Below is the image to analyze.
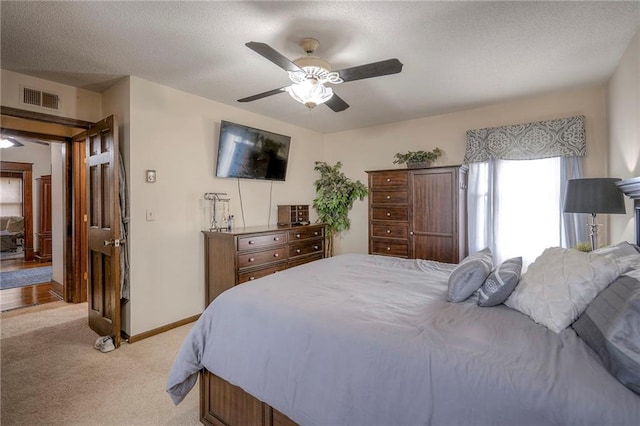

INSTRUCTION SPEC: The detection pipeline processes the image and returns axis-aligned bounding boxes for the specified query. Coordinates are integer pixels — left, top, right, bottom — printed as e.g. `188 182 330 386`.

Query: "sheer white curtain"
468 156 585 268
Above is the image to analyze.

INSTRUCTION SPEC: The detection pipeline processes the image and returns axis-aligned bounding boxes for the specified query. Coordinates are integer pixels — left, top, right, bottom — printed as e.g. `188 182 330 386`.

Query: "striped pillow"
478 257 522 307
447 248 493 302
571 275 640 395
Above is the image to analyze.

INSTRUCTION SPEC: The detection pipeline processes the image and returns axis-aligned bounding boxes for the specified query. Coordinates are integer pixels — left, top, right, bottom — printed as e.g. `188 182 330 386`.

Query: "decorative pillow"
504 247 622 333
593 241 640 258
572 275 640 395
447 248 493 303
478 257 522 307
593 241 640 274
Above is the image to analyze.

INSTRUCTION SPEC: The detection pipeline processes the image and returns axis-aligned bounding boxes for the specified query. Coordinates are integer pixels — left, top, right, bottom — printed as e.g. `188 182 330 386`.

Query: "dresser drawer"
371 206 408 221
238 263 287 284
289 226 324 241
370 171 408 188
371 190 408 204
238 246 287 269
371 224 409 239
237 232 287 251
289 239 323 258
288 252 323 269
371 240 409 257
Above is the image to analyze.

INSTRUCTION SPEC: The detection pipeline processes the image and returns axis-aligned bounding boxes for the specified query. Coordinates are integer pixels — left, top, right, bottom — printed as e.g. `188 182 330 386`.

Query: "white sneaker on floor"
94 336 115 353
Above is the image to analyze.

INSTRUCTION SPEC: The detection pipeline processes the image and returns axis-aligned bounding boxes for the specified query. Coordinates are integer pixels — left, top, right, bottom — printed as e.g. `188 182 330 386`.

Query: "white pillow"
504 247 622 333
593 241 640 274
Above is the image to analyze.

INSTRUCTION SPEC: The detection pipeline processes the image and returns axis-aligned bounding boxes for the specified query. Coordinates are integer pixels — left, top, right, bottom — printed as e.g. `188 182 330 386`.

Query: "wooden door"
85 116 122 347
410 168 458 263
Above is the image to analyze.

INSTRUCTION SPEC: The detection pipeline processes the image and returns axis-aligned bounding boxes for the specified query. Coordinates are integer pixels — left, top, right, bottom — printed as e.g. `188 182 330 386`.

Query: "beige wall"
608 28 640 243
122 77 324 335
324 86 609 255
1 69 102 122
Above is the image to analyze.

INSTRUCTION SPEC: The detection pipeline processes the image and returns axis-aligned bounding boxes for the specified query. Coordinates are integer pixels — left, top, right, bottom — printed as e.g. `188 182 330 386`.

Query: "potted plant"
313 161 368 257
393 147 443 168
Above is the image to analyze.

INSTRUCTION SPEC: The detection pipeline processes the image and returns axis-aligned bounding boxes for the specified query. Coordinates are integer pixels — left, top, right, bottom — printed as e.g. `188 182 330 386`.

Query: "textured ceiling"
1 1 639 134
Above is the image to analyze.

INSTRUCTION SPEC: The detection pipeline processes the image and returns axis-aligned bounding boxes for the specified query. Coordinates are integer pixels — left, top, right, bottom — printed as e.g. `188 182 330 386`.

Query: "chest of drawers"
203 224 325 305
366 166 468 263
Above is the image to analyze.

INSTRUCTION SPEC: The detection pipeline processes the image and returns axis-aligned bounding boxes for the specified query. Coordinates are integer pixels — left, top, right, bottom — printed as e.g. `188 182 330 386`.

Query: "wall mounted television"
215 120 291 182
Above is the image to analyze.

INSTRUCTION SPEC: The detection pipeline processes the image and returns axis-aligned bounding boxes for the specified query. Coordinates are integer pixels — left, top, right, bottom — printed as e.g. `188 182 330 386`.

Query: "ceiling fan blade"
238 87 288 103
335 58 403 82
245 42 304 73
325 92 350 112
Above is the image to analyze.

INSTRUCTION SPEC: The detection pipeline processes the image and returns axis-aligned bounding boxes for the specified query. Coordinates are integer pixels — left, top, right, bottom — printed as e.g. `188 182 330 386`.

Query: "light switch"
146 209 155 221
146 170 156 183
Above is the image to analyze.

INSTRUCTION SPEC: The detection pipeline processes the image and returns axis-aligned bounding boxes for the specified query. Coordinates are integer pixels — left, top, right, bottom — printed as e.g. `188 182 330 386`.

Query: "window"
0 176 23 216
469 157 582 269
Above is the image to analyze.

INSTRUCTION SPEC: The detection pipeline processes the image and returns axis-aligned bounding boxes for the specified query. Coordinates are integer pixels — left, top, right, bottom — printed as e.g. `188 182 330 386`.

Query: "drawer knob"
386 212 391 217
296 234 301 238
274 253 279 257
249 257 255 262
410 231 414 236
386 247 391 251
249 277 255 281
296 249 301 254
386 195 391 199
313 245 319 250
386 229 391 234
314 231 319 236
274 237 279 241
248 240 255 245
386 178 391 182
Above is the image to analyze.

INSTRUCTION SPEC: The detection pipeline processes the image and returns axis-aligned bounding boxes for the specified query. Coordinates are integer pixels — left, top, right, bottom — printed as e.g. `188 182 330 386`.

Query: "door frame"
1 106 93 303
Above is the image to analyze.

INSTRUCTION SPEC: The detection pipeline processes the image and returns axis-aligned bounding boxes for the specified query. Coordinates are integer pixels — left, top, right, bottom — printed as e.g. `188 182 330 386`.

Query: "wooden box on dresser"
366 165 468 264
203 224 325 306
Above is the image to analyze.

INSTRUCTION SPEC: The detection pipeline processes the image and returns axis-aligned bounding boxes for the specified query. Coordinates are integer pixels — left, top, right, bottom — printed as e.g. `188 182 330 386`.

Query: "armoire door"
410 167 466 263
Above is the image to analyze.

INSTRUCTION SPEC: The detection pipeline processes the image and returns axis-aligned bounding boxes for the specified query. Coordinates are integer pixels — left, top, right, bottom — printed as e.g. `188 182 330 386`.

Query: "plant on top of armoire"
313 161 368 257
393 147 443 168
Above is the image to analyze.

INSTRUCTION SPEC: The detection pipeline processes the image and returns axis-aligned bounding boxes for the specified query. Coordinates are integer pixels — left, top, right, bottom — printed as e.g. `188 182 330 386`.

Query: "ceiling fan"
237 38 403 112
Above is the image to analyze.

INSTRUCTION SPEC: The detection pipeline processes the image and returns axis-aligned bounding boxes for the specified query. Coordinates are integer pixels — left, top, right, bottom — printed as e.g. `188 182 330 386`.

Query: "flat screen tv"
215 120 291 181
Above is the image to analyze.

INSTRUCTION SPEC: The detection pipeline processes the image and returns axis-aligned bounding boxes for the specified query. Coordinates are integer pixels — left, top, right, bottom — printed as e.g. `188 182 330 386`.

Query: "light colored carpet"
1 302 199 425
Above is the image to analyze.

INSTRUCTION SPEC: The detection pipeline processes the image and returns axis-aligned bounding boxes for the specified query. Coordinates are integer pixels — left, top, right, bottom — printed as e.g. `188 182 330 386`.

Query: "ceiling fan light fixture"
0 138 23 149
290 57 343 85
286 80 334 109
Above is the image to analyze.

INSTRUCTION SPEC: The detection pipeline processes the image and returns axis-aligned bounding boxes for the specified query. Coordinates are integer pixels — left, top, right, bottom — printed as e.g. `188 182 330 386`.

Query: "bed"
167 177 640 426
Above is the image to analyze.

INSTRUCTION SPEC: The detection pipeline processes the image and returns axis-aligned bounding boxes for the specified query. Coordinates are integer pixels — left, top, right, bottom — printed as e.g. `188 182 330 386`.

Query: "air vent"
20 86 60 110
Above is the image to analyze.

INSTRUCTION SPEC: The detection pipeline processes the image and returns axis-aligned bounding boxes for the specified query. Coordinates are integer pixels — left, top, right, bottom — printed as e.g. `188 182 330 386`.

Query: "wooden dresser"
203 224 326 305
366 165 468 264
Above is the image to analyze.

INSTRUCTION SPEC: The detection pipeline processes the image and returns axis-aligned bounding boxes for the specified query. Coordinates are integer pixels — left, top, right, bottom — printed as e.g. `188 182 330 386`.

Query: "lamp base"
588 213 600 251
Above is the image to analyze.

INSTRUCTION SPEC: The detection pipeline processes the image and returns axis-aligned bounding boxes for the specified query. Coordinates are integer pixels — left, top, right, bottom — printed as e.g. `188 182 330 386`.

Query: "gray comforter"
167 254 640 425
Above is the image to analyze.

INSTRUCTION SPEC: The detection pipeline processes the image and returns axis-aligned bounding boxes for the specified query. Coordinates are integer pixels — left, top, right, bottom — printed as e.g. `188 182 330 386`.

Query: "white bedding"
167 254 640 425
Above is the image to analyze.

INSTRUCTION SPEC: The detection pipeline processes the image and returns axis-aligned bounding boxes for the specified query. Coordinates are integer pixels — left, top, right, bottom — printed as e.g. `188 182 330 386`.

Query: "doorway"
1 106 92 309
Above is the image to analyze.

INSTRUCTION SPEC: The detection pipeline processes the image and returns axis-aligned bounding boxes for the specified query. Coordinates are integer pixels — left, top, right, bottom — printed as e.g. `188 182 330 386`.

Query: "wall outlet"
146 209 155 221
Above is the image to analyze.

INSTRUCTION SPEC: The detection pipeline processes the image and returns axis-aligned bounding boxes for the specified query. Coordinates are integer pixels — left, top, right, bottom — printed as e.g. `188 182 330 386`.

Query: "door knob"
104 238 125 247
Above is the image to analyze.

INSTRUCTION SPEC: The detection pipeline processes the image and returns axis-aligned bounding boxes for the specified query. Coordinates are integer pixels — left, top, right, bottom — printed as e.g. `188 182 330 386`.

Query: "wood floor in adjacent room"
0 257 60 312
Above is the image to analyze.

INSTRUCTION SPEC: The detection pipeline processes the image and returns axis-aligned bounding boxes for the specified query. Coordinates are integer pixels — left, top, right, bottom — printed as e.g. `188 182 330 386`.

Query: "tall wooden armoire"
35 174 52 262
367 165 468 264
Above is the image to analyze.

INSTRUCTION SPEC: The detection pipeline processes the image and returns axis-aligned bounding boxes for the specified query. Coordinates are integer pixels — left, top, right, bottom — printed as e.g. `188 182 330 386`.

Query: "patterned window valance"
464 115 586 164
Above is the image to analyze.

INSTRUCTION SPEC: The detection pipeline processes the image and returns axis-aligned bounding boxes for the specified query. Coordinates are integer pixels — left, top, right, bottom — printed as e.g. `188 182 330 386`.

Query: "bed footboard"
199 369 298 426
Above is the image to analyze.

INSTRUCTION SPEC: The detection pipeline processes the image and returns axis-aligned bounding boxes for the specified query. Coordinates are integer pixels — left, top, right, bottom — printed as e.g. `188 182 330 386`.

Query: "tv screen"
216 120 291 181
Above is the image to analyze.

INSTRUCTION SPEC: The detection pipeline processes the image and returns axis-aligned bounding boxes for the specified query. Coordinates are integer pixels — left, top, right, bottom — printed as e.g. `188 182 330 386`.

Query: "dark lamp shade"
563 178 626 214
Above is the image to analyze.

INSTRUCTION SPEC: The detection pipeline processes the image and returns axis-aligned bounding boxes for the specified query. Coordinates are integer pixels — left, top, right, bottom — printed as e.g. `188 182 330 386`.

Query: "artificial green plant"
313 161 368 257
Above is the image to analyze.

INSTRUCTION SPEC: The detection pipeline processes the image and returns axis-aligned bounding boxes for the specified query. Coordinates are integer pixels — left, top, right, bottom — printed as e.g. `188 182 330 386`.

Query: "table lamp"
563 178 626 250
